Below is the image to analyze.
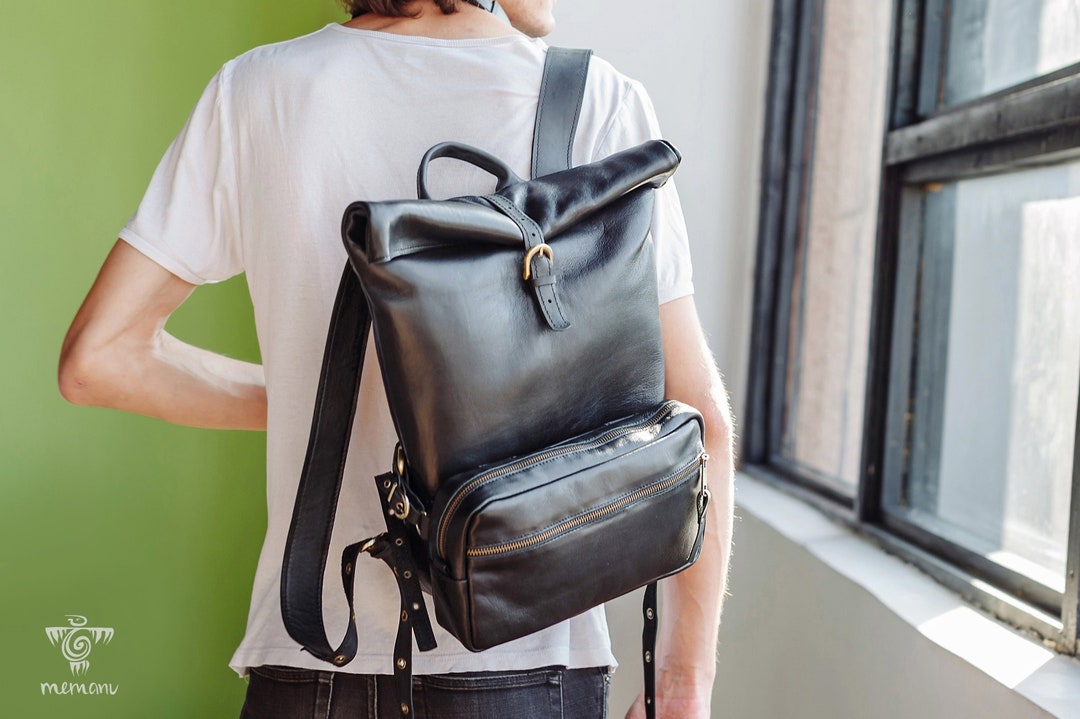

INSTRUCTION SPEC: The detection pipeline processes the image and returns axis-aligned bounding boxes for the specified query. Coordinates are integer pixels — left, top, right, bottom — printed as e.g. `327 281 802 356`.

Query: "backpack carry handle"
416 142 524 200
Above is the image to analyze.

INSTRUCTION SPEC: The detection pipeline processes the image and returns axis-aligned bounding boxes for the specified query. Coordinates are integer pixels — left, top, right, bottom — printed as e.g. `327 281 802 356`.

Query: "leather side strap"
532 48 593 179
643 582 658 719
280 264 371 666
483 193 570 331
367 471 437 719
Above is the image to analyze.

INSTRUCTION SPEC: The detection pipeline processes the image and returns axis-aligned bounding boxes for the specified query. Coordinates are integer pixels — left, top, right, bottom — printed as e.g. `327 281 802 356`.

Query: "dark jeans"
238 664 610 719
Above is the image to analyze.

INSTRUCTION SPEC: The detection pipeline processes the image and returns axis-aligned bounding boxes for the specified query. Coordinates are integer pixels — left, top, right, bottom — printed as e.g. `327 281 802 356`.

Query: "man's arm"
627 295 736 719
58 240 267 430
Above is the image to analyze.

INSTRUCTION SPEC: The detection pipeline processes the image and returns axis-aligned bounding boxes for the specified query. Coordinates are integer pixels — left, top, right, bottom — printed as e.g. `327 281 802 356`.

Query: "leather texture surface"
532 48 592 178
428 401 707 650
341 140 682 502
280 266 369 663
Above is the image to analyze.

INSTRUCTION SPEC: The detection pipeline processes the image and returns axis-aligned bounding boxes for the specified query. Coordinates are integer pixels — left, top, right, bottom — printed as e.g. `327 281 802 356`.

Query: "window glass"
779 0 891 491
898 162 1080 591
945 0 1080 106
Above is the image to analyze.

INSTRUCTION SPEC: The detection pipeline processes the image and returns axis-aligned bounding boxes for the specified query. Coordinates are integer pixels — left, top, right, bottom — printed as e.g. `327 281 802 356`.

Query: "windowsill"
735 471 1080 717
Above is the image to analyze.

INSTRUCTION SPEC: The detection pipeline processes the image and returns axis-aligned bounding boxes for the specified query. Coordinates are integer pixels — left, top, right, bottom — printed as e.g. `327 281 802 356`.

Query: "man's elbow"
58 338 111 407
58 347 91 406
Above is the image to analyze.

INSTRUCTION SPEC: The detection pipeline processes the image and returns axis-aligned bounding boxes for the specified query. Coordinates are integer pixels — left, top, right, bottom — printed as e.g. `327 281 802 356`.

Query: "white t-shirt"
119 24 694 679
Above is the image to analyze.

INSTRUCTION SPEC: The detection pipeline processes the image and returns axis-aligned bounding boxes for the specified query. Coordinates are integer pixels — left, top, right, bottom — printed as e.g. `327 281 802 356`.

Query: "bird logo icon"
45 615 114 676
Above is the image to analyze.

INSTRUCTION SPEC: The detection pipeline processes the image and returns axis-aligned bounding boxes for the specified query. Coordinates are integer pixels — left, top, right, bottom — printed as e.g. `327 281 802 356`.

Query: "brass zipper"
437 401 680 559
465 456 704 558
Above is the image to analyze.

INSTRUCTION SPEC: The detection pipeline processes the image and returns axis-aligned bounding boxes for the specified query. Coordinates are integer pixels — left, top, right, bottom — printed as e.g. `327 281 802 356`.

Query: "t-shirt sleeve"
118 66 243 285
593 79 694 305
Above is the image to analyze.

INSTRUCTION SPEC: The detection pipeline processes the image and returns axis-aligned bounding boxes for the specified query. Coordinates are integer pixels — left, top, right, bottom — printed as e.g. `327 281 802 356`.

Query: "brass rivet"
401 703 410 715
396 658 407 669
646 697 652 705
383 479 392 489
646 608 654 620
333 654 347 665
403 570 412 579
412 602 420 611
401 611 409 622
395 538 404 547
644 651 652 663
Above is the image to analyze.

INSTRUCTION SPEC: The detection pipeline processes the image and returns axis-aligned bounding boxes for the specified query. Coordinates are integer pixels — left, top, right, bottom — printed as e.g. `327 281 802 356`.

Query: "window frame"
744 0 1080 654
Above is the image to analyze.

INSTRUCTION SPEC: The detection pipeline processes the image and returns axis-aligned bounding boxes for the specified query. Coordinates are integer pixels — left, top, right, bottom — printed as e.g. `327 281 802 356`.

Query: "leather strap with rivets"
643 582 659 719
365 472 437 718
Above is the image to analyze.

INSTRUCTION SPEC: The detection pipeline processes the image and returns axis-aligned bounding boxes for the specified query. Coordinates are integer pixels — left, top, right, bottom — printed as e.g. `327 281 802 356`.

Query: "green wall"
1 2 343 716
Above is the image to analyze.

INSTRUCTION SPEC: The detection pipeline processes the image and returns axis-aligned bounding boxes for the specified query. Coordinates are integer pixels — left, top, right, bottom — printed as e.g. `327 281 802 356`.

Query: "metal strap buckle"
387 444 412 520
523 243 554 280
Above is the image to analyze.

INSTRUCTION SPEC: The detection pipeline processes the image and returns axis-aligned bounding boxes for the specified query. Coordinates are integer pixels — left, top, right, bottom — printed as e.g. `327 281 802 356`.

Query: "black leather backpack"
281 49 708 719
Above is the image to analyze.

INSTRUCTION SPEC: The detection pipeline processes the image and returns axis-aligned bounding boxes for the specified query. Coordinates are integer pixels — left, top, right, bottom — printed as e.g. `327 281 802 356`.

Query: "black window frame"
744 0 1080 654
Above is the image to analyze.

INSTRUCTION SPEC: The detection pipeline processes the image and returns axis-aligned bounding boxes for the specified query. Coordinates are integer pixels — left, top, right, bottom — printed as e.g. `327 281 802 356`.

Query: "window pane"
945 0 1080 106
899 162 1080 591
779 0 891 491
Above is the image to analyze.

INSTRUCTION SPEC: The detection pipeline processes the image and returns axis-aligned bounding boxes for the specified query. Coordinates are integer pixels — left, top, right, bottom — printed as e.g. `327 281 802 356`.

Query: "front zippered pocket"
426 401 708 650
435 400 683 561
465 454 705 558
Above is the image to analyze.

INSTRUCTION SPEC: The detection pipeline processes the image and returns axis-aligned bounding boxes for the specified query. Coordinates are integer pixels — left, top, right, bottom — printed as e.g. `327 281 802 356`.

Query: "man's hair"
341 0 463 18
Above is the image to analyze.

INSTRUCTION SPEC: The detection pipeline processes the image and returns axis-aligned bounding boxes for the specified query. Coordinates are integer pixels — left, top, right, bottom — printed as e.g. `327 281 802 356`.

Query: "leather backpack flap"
340 140 684 501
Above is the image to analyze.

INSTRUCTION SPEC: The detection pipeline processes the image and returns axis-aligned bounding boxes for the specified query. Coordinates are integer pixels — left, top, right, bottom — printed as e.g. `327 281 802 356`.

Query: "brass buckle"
388 444 411 520
388 486 411 520
522 243 554 280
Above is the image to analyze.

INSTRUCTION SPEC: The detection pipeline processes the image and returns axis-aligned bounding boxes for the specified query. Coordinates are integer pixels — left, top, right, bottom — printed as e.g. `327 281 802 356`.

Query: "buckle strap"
362 471 438 718
369 473 436 652
483 193 570 332
643 582 658 719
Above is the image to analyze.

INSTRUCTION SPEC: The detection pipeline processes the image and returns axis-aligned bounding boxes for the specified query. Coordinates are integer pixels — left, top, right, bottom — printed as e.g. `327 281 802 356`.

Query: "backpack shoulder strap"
279 266 370 664
532 47 592 178
537 47 661 719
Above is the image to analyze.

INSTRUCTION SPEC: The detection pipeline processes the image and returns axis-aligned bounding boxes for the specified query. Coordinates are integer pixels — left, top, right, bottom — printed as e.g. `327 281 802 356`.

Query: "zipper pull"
697 454 711 522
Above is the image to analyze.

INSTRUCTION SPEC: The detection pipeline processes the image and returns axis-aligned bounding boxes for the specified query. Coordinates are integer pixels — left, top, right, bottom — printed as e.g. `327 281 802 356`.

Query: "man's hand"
59 240 267 430
623 296 734 719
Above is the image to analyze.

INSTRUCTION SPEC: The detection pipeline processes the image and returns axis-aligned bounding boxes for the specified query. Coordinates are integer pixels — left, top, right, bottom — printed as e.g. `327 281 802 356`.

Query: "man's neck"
343 1 518 40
